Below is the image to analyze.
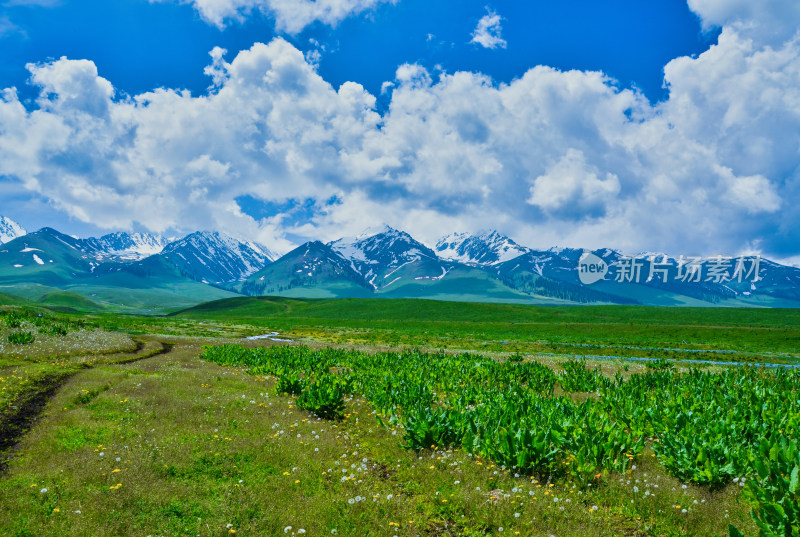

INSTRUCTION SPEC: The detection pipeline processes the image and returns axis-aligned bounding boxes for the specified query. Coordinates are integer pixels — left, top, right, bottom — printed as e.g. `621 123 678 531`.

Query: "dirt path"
0 339 173 472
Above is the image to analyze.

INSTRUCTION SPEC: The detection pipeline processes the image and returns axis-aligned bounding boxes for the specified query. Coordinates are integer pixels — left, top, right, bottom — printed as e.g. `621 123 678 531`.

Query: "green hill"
37 291 104 311
0 291 33 306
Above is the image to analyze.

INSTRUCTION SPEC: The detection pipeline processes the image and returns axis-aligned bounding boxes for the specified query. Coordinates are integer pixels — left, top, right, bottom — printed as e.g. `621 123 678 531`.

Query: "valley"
0 297 798 535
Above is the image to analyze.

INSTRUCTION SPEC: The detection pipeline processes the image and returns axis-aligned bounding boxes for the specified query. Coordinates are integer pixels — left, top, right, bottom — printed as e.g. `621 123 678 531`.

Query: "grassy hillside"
175 296 800 329
0 292 33 306
37 292 104 311
0 228 91 287
157 297 800 365
375 266 571 304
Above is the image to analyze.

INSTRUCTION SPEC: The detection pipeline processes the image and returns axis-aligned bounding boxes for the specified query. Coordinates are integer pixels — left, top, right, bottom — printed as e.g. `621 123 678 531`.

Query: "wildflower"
40 488 48 493
284 526 292 533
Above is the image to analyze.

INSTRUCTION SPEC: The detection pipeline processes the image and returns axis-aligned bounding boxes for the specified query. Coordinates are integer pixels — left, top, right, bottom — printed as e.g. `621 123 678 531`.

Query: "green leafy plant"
297 374 346 420
646 358 675 370
275 370 305 396
5 312 23 328
738 437 800 536
559 358 610 392
7 331 34 344
39 324 68 336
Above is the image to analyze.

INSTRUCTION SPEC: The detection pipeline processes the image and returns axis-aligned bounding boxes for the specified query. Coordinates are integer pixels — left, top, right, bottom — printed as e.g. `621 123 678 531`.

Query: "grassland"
91 297 800 366
0 297 797 536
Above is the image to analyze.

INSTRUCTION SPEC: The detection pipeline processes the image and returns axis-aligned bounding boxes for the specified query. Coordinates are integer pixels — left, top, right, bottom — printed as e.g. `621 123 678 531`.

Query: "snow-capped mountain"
329 226 449 290
2 221 800 308
436 231 530 266
237 241 371 297
0 216 26 244
159 231 277 283
83 232 170 261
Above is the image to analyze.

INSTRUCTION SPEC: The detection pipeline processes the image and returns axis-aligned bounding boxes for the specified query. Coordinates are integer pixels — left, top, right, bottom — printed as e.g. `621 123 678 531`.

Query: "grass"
0 298 795 535
82 297 800 366
0 342 755 536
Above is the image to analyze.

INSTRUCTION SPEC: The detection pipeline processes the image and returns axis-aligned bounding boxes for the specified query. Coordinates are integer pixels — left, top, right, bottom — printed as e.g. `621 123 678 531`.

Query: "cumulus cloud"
528 150 620 216
688 0 800 44
1 0 800 257
470 8 506 49
158 0 396 33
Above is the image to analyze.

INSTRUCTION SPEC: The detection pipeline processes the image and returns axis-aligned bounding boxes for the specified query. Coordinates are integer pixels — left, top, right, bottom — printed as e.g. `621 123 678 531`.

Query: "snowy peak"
436 230 529 266
160 231 275 282
0 216 26 244
330 226 437 266
83 232 170 261
328 227 449 290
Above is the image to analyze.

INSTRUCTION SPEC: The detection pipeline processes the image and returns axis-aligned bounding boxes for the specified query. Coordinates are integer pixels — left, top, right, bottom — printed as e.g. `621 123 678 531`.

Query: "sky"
0 0 799 262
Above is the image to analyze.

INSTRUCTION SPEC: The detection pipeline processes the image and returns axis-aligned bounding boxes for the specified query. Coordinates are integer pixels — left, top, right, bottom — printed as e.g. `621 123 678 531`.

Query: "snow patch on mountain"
161 231 276 282
84 232 171 261
436 231 529 266
0 216 26 244
329 226 445 288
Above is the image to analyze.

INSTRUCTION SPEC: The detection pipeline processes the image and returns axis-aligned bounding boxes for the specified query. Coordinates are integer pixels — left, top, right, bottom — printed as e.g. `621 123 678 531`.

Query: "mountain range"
1 216 799 312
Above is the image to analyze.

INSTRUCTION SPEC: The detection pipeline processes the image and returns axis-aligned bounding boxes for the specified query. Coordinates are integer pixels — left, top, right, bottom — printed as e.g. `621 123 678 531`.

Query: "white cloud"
470 8 506 49
717 165 781 213
158 0 396 33
28 58 115 116
528 149 621 214
688 0 800 44
2 1 800 258
0 16 18 37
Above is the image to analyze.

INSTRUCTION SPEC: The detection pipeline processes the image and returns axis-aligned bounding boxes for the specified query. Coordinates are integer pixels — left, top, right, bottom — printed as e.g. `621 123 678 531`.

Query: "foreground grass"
0 309 140 438
0 342 754 536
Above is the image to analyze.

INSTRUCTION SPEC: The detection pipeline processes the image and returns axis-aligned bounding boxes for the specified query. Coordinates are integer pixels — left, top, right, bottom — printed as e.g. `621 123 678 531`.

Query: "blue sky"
2 0 715 103
0 0 799 261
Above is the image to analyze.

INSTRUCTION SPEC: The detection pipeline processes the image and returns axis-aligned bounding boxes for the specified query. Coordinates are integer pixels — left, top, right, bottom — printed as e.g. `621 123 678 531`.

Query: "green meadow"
0 296 798 536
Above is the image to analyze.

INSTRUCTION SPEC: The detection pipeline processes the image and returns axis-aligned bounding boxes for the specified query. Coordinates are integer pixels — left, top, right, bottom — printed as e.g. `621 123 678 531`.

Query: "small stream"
539 352 800 369
245 332 294 342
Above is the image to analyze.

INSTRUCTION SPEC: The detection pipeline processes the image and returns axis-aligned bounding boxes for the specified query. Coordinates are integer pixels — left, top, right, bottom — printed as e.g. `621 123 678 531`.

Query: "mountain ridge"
2 217 800 310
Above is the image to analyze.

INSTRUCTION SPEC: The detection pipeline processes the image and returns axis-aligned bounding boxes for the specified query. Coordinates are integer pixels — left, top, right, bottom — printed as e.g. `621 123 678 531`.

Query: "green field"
0 297 798 536
95 297 800 366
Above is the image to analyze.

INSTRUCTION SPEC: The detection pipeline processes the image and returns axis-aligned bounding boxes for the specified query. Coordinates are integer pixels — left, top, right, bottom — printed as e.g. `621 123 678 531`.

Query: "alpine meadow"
2 0 800 536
